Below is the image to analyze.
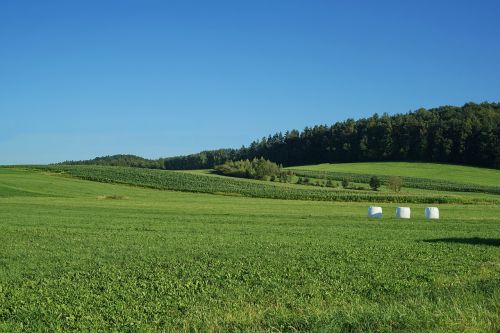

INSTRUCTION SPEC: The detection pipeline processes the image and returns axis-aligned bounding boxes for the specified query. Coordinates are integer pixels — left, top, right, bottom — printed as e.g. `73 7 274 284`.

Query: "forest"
60 102 500 169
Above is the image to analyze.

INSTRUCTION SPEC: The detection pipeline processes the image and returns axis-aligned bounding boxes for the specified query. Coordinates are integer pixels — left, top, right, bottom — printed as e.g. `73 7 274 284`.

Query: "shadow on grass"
423 237 500 247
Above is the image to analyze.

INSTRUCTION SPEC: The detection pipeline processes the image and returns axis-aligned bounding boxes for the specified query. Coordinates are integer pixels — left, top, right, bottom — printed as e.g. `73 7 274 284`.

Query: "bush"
341 179 349 189
387 176 404 192
369 176 381 191
279 170 294 183
214 158 282 180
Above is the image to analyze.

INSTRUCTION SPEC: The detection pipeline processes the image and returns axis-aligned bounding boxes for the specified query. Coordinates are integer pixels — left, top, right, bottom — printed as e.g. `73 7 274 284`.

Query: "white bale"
425 207 439 219
368 206 383 218
396 207 411 219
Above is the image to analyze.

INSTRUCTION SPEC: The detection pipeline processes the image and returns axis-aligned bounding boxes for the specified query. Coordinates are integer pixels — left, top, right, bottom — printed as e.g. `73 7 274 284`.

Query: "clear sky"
1 0 499 164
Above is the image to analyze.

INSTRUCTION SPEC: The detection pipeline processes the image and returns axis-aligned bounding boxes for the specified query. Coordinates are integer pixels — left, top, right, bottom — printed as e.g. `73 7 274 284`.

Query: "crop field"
290 170 500 195
26 165 500 204
290 163 500 196
291 162 500 187
1 167 499 332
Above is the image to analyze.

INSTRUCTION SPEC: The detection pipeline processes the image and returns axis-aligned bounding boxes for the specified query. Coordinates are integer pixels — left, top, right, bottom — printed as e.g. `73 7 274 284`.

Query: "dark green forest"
61 102 500 169
60 154 164 169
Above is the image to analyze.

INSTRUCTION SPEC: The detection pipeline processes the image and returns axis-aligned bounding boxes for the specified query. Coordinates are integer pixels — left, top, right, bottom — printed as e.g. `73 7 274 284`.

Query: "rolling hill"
24 164 500 204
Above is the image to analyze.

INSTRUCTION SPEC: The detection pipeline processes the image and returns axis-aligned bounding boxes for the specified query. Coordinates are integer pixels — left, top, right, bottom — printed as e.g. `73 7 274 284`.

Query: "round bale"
396 207 411 219
368 206 383 218
425 207 439 219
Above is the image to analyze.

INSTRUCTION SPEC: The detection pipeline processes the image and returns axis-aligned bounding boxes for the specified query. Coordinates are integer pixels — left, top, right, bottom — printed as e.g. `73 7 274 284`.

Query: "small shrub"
388 176 404 192
369 176 381 191
279 170 294 183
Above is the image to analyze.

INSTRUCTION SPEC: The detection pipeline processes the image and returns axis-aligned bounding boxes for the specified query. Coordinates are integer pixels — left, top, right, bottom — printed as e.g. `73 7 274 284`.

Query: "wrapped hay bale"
425 207 439 219
396 207 411 219
368 206 383 218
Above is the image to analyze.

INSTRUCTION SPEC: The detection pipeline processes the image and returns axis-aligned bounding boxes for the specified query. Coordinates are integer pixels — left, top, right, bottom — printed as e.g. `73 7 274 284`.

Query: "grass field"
291 162 500 187
1 167 499 332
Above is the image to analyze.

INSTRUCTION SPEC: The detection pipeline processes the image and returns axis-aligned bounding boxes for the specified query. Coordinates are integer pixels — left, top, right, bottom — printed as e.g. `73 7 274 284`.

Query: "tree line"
59 154 164 169
60 102 500 169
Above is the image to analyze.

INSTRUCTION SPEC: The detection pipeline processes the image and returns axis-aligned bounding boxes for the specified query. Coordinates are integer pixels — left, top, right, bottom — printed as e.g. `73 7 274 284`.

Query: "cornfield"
33 165 497 204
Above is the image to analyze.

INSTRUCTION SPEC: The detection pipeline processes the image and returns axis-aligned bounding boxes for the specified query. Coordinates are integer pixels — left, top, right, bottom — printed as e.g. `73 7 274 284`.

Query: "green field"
1 166 499 332
23 165 500 204
291 162 500 187
290 162 500 196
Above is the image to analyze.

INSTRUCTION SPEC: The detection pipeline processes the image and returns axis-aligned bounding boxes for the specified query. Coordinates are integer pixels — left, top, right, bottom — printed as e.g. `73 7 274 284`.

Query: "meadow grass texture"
0 168 499 332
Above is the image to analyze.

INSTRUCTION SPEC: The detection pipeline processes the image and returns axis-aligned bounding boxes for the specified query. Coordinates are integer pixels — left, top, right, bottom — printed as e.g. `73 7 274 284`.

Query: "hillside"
18 164 500 204
291 162 500 187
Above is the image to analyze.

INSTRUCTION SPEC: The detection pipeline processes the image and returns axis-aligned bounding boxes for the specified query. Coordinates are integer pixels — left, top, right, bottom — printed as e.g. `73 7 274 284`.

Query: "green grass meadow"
1 166 499 332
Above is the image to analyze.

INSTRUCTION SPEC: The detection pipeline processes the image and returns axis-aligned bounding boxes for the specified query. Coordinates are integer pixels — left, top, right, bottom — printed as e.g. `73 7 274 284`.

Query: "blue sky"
1 0 499 164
